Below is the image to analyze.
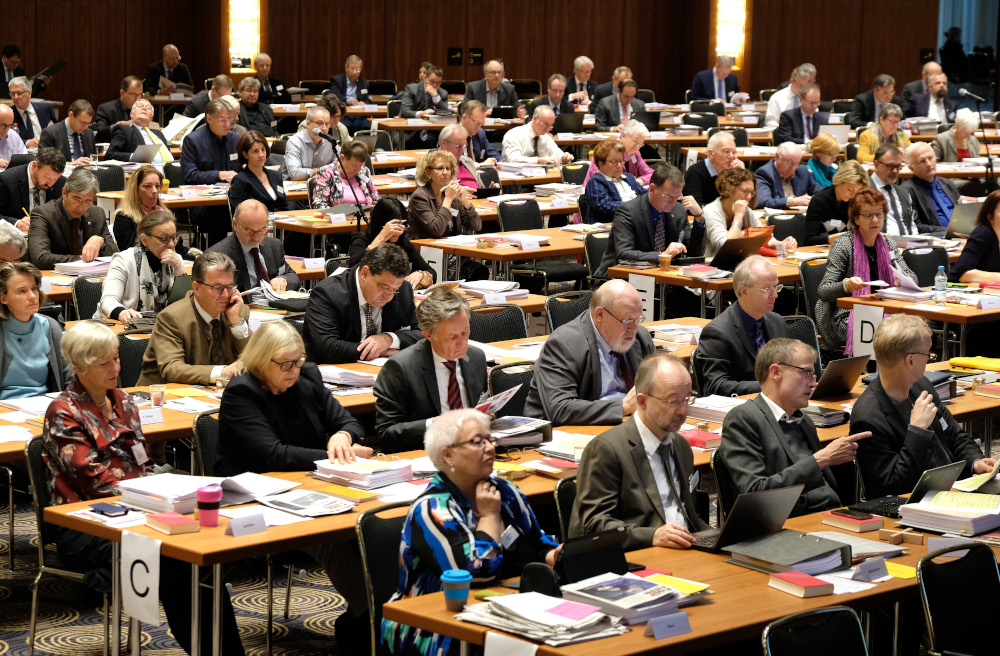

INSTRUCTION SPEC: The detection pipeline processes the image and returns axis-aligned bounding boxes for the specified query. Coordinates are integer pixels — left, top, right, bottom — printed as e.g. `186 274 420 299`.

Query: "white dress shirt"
635 414 690 529
192 296 249 382
501 123 565 164
19 104 41 139
764 86 799 128
928 97 948 123
871 172 909 236
354 271 402 349
431 348 469 413
759 391 804 424
602 172 639 204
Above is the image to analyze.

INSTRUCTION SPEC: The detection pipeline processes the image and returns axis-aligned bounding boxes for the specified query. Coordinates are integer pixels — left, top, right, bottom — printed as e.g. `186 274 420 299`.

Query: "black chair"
91 165 125 193
561 163 588 185
440 80 466 96
577 194 592 224
545 290 592 332
710 449 737 524
307 176 319 209
690 100 725 116
767 213 806 244
682 113 718 130
937 124 952 134
689 347 705 396
831 99 854 114
785 315 823 374
707 126 749 147
226 188 237 220
512 79 541 100
386 99 403 119
798 258 827 322
902 246 949 287
818 101 833 113
25 437 111 656
163 161 185 186
117 332 148 388
479 167 500 188
356 501 411 656
845 143 859 161
367 79 397 96
554 475 578 540
469 304 528 342
918 543 1000 656
325 257 349 276
72 276 103 321
497 200 587 295
298 79 329 95
583 233 610 287
355 129 393 152
636 89 655 103
8 153 34 168
760 89 777 101
487 361 534 418
762 606 868 656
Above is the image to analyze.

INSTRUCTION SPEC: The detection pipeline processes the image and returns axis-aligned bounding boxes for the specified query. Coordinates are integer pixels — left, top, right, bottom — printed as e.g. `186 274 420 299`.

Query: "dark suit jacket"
584 171 647 224
329 73 370 104
143 61 193 95
851 376 983 497
304 267 421 364
463 79 521 109
27 200 117 270
207 234 300 293
525 97 575 122
683 159 719 208
755 160 823 209
105 124 169 162
804 184 849 246
689 69 739 101
182 90 212 118
566 77 597 103
468 129 502 162
719 394 842 517
11 102 55 141
39 120 96 162
847 90 906 128
596 194 705 276
0 163 64 225
373 339 488 453
180 125 240 184
570 417 709 550
593 81 615 104
399 81 448 118
237 101 278 137
0 67 45 98
906 92 958 122
227 167 289 213
255 76 291 105
697 304 787 397
593 95 646 131
901 79 926 106
94 98 130 142
901 176 961 232
775 108 830 145
524 312 655 425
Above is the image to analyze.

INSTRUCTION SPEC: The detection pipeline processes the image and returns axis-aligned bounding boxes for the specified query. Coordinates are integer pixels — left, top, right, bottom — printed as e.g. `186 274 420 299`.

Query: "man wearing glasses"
8 76 55 148
28 168 116 270
720 338 870 517
501 105 573 165
329 55 369 133
775 83 829 146
39 99 96 167
869 144 920 236
181 98 241 245
93 75 143 142
463 59 524 118
0 104 27 168
755 141 821 209
525 279 655 425
852 314 993 498
572 352 710 550
304 243 421 364
138 251 250 387
104 99 171 164
282 106 335 180
208 199 299 298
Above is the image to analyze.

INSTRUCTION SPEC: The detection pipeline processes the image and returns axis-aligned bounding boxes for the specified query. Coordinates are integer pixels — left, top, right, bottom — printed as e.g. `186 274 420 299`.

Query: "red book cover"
771 571 829 588
679 430 722 449
541 458 578 469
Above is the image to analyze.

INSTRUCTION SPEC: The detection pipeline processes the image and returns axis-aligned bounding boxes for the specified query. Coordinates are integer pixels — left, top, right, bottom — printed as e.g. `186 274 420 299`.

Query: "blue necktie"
754 322 765 350
72 133 82 161
717 79 724 101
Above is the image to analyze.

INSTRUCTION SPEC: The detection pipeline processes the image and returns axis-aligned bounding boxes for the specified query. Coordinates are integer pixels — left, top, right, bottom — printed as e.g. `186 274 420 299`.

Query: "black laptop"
630 111 661 132
691 485 805 553
552 111 585 133
490 106 518 120
709 233 771 272
810 355 870 400
849 461 966 519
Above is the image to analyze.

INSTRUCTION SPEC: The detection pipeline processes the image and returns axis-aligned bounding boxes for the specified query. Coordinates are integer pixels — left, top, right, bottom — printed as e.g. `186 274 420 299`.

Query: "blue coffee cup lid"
441 569 472 584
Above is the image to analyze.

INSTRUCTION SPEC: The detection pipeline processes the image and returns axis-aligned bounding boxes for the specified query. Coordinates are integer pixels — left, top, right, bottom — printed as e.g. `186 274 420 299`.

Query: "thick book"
723 528 851 575
679 264 718 279
560 572 679 624
146 511 200 535
821 512 884 533
679 430 721 449
974 383 1000 399
522 458 578 479
768 571 834 598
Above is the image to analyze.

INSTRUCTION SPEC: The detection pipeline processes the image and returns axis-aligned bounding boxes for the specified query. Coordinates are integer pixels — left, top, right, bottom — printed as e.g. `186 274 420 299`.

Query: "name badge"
132 443 150 465
360 88 368 95
276 85 284 91
229 153 238 161
276 185 284 194
449 207 459 217
225 513 268 536
138 408 163 426
939 416 948 431
500 525 519 549
270 120 277 127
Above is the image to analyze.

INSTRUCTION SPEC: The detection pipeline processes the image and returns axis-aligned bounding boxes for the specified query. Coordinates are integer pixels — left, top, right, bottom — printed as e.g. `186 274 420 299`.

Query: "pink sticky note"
548 600 600 621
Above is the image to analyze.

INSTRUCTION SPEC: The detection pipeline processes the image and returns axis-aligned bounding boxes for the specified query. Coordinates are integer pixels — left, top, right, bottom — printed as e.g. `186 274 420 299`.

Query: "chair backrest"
72 276 104 321
269 138 287 156
682 112 718 129
367 79 397 96
355 129 393 152
554 475 578 540
763 606 869 656
92 165 125 193
487 361 534 418
635 89 655 103
545 291 592 332
901 246 949 287
191 411 220 476
707 126 749 147
784 315 823 374
767 213 806 244
325 258 348 276
690 100 725 116
689 347 705 396
25 436 56 546
469 304 528 342
479 167 500 188
284 316 305 338
818 101 833 113
168 274 193 304
511 79 541 99
298 79 329 95
226 188 236 220
386 99 403 119
831 99 854 114
307 176 319 209
497 199 543 232
710 449 738 523
163 161 184 187
577 195 592 224
583 233 609 279
798 258 828 322
440 80 466 96
845 143 859 161
356 501 412 656
117 332 148 388
684 89 692 103
760 89 777 101
936 123 951 134
561 164 588 185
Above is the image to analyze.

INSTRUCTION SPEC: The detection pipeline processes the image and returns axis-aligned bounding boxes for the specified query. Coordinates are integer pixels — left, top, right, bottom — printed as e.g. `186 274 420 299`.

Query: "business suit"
593 95 646 132
697 304 787 397
105 124 169 162
851 376 984 497
180 125 240 184
906 92 958 122
11 101 55 141
207 234 300 293
570 417 709 550
804 184 849 246
329 73 370 104
901 176 961 232
137 291 251 386
525 97 574 122
524 312 655 425
596 194 705 277
39 120 96 162
467 129 502 162
28 200 117 270
255 76 291 105
182 90 212 118
566 77 597 103
932 130 981 163
592 81 615 104
143 60 193 95
755 160 823 209
775 108 830 145
373 339 488 453
719 394 843 517
463 79 521 110
94 98 130 142
303 267 421 364
227 167 289 213
237 101 278 137
901 79 926 106
689 69 739 102
399 81 449 147
869 176 926 235
847 90 906 128
0 163 64 225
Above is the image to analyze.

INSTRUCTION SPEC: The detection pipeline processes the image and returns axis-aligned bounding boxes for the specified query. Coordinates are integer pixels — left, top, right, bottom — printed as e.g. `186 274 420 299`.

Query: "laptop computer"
490 106 517 120
353 133 378 153
709 233 771 271
819 124 850 146
129 144 162 163
810 355 871 400
691 484 805 553
552 111 585 134
849 461 966 519
630 111 661 132
560 526 631 583
946 202 983 237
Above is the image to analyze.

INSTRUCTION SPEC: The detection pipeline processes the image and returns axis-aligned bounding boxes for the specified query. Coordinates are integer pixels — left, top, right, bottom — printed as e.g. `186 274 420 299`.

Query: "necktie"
363 303 376 338
166 68 172 80
32 188 41 210
144 126 173 162
621 103 629 124
885 184 907 234
611 351 635 391
250 247 270 283
466 137 475 160
532 136 539 157
805 114 814 139
72 132 83 161
875 102 882 125
69 217 81 255
209 318 226 365
19 109 33 139
443 361 464 410
653 214 665 251
717 78 724 101
656 442 694 529
753 321 765 351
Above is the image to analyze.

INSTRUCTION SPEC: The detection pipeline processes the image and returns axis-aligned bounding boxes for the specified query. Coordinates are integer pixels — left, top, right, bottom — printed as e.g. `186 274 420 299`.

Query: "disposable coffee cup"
196 484 223 527
658 253 672 270
441 569 472 611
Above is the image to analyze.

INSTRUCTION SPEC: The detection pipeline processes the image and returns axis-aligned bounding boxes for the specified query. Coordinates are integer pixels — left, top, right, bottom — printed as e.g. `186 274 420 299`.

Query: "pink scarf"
844 228 893 355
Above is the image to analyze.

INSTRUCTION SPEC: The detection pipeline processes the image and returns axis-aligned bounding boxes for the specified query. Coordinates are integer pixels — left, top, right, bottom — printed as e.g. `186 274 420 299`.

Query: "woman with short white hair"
932 107 981 163
583 119 653 185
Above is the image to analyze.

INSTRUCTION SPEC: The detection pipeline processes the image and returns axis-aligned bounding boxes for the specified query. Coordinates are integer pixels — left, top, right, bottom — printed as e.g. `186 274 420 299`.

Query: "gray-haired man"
28 168 116 269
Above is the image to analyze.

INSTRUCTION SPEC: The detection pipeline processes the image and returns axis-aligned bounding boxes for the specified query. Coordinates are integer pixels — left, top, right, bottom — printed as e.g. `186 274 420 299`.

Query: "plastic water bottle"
934 266 947 305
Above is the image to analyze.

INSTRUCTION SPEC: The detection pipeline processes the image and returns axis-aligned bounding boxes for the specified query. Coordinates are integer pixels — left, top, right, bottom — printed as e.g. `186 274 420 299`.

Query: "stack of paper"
898 490 1000 535
313 457 413 489
117 473 204 513
459 280 527 299
560 222 609 233
490 416 549 447
0 395 55 417
686 395 747 423
0 424 33 443
535 182 584 197
538 431 594 461
53 258 113 276
801 404 849 427
561 572 683 624
319 366 377 387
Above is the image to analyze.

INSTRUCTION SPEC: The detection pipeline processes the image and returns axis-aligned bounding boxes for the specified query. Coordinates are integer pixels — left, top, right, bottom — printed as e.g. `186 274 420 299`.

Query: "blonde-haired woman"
805 160 869 245
112 165 196 256
407 149 480 240
807 133 841 188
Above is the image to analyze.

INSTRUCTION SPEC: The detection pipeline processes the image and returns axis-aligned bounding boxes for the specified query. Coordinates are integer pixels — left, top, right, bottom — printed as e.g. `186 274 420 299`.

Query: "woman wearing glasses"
229 130 289 213
816 188 915 355
312 139 379 209
407 150 480 240
112 165 196 256
856 103 910 163
383 409 561 656
96 210 185 323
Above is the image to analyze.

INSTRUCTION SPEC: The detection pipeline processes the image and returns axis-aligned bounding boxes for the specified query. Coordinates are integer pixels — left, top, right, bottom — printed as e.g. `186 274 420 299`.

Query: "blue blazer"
776 108 830 145
228 167 289 213
180 125 241 184
10 102 55 140
328 73 370 103
755 160 822 209
584 172 647 223
470 128 502 162
689 69 739 101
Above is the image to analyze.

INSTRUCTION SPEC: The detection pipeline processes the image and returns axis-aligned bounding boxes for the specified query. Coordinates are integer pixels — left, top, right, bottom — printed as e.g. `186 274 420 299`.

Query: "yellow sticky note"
885 562 916 579
646 574 710 595
167 388 208 397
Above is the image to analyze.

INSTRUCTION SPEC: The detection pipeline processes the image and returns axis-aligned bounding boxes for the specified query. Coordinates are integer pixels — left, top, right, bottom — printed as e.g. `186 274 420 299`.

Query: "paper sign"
180 187 198 198
644 610 691 639
742 115 757 124
979 295 1000 310
550 198 568 208
885 562 917 579
363 104 379 112
406 118 424 126
482 293 507 305
484 631 537 656
851 304 883 358
303 257 325 270
557 132 572 140
329 213 347 224
121 530 162 625
519 239 540 251
138 407 164 425
225 513 268 537
926 537 975 558
420 246 445 284
374 153 387 162
852 556 889 582
629 273 656 322
40 278 53 292
249 319 262 332
169 92 185 101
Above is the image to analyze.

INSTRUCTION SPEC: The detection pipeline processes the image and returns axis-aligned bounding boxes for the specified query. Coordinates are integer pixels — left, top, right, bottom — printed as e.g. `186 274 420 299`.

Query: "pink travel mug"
196 484 223 527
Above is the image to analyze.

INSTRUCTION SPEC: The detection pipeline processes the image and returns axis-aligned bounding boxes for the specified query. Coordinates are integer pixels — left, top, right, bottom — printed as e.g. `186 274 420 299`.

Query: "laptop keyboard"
851 497 907 518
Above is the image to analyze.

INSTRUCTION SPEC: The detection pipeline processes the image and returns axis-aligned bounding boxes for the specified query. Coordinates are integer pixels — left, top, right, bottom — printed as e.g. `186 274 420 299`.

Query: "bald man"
501 105 573 165
144 44 193 95
901 61 943 108
525 279 655 425
0 105 27 168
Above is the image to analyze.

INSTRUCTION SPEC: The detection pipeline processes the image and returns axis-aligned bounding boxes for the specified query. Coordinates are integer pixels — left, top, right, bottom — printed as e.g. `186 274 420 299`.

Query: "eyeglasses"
450 435 498 450
271 355 306 372
716 148 739 156
908 351 938 362
859 211 885 221
645 393 697 409
779 362 817 379
602 307 645 328
237 222 267 238
9 90 28 97
199 282 238 296
760 284 784 295
148 233 179 244
375 281 401 296
0 123 11 130
308 120 330 127
876 161 903 171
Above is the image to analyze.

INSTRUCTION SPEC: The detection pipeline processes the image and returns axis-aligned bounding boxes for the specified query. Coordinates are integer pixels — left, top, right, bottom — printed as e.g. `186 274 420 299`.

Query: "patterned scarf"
135 247 174 313
844 228 893 355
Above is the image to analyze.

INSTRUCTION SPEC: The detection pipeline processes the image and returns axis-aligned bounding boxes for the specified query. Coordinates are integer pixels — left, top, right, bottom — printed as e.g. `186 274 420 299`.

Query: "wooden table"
272 104 387 119
554 132 775 147
372 168 565 196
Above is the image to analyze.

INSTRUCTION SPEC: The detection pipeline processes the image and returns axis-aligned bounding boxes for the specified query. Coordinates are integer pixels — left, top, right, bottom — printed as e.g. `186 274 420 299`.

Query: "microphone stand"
330 132 367 232
971 96 998 192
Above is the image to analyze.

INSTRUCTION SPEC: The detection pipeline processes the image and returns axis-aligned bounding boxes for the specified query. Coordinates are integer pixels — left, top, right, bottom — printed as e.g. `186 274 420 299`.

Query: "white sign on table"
629 273 656 320
851 304 884 358
121 530 161 625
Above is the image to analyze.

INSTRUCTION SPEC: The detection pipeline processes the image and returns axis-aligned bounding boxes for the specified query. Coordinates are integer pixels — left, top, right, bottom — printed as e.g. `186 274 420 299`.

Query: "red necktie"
611 351 634 390
532 136 539 157
250 246 270 283
443 361 463 410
